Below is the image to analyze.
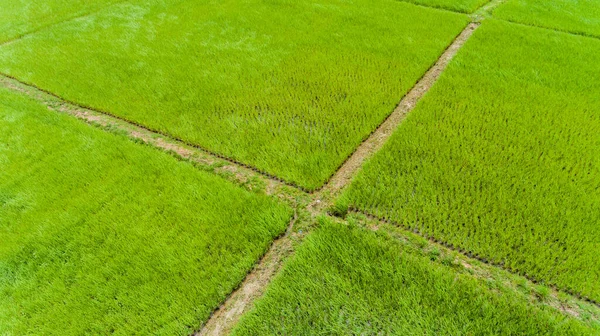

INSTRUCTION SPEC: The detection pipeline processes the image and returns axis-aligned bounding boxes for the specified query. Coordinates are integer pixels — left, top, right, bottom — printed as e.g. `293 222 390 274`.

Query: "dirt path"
348 208 600 309
195 213 298 336
316 22 479 204
0 73 312 192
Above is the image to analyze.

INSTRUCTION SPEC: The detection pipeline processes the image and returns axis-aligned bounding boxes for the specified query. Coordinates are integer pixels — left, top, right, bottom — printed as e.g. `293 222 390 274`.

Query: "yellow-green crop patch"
399 0 489 13
337 20 600 301
0 0 468 190
0 0 123 43
493 0 600 38
0 87 292 334
232 220 594 335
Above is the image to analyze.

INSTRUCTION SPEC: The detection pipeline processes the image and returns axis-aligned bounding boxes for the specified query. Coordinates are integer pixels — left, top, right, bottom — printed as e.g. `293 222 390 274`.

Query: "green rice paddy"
0 0 122 43
0 0 468 190
493 0 600 38
338 19 600 302
0 87 292 334
233 220 595 335
400 0 489 13
2 0 600 334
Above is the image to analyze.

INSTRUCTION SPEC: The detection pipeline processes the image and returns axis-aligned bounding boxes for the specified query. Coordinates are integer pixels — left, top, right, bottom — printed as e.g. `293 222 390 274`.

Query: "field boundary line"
345 207 600 309
195 212 299 336
0 74 311 196
472 0 600 41
314 22 479 203
0 0 130 48
394 1 468 15
495 18 600 42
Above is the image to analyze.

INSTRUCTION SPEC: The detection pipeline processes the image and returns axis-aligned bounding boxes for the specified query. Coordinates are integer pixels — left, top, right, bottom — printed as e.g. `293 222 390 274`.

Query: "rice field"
493 0 600 38
0 0 122 43
0 0 468 190
232 220 595 335
0 87 292 334
338 19 600 302
400 0 489 13
2 0 600 334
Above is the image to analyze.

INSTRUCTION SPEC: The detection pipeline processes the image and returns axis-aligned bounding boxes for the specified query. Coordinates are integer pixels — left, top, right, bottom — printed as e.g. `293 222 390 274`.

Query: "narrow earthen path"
196 21 484 335
195 213 298 336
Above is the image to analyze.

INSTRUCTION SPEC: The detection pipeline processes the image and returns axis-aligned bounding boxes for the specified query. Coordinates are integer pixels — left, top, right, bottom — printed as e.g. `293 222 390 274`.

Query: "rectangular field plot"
493 0 600 38
0 0 122 43
232 221 593 335
338 20 600 301
0 0 468 190
0 87 292 334
400 0 489 13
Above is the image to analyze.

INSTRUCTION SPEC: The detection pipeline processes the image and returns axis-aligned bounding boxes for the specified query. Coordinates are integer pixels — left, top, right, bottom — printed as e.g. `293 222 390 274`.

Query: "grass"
0 0 468 190
337 20 600 302
0 0 122 43
232 219 594 335
398 0 489 14
0 86 292 335
493 0 600 38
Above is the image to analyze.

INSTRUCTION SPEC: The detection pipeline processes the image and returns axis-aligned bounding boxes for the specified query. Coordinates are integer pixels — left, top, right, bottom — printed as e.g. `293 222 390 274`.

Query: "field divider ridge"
195 211 300 336
0 74 312 198
494 17 600 41
329 210 600 323
471 0 600 41
345 207 600 309
312 22 480 208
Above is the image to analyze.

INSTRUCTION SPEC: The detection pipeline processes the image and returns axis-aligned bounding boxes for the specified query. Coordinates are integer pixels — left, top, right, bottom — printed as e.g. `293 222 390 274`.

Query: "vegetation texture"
0 87 292 335
399 0 489 13
0 0 122 43
338 20 600 301
233 220 594 335
0 0 468 190
493 0 600 38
